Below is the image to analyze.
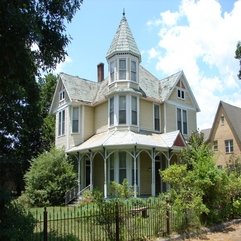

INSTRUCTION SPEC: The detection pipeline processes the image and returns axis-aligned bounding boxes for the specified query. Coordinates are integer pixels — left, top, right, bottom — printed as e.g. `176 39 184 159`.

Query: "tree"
0 0 82 194
235 41 241 80
39 73 57 151
23 148 77 206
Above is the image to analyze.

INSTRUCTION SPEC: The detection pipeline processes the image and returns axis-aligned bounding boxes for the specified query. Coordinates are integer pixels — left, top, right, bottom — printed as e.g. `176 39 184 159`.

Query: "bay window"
131 96 137 125
119 96 126 124
131 60 137 81
119 59 126 80
109 97 114 126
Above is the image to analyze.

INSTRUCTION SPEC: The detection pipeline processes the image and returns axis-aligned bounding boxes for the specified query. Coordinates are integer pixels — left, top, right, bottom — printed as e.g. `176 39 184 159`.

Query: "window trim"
72 106 79 133
119 95 126 124
177 108 188 135
58 110 65 136
154 104 160 131
177 88 185 100
213 140 218 151
131 60 137 81
225 139 233 154
109 97 114 126
131 96 137 125
119 58 127 80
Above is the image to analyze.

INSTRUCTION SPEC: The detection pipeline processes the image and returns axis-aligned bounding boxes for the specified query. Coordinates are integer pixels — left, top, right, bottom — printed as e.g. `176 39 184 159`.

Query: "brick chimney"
97 63 104 82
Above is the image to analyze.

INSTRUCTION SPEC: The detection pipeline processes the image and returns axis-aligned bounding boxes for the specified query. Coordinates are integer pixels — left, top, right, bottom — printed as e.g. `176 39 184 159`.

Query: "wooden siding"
95 102 108 133
140 99 153 131
83 106 94 141
165 103 176 132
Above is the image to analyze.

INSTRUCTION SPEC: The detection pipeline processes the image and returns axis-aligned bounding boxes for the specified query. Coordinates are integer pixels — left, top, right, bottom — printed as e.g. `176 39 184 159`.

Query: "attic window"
177 88 185 99
220 115 224 125
59 84 65 102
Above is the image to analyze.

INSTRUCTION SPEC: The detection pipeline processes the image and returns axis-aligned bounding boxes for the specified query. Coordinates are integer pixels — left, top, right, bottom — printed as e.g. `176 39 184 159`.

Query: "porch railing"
65 184 91 205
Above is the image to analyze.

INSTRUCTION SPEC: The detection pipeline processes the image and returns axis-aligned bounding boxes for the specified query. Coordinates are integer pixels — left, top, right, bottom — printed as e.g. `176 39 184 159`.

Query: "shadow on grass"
32 231 80 241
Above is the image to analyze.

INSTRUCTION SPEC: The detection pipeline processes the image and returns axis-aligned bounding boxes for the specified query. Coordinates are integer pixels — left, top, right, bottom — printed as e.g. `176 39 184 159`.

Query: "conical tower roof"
106 12 141 61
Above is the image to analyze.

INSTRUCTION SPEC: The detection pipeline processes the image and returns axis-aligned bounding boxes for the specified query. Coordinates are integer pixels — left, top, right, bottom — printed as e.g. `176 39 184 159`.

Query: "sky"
54 0 241 131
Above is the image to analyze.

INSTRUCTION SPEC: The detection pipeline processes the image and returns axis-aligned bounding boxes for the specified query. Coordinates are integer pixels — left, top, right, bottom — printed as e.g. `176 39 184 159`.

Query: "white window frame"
119 95 126 124
177 88 185 100
177 108 188 135
110 61 115 82
119 58 127 80
131 60 137 81
131 96 137 125
58 110 65 136
225 139 233 153
109 97 114 126
72 106 79 133
154 104 160 131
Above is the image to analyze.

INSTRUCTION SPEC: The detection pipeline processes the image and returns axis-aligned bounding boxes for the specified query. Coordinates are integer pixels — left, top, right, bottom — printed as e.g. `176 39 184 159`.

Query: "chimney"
97 63 104 82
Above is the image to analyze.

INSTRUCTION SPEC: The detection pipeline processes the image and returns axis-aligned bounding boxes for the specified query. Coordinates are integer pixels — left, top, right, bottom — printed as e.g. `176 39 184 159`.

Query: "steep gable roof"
208 101 241 147
106 14 141 60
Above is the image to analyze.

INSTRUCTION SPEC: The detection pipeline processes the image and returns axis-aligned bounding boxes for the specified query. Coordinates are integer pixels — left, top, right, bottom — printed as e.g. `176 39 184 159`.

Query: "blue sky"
55 0 241 130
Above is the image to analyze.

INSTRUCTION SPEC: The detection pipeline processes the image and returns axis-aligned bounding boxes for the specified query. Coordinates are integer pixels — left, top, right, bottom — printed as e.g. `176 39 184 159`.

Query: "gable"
173 134 186 147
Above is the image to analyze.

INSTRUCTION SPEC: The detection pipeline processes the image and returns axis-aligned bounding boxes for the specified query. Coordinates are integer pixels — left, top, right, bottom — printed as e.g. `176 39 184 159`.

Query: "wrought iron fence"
31 199 182 241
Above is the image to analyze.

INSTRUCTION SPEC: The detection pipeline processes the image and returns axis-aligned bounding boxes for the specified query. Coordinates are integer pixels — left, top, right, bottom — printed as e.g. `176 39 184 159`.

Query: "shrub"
23 147 77 206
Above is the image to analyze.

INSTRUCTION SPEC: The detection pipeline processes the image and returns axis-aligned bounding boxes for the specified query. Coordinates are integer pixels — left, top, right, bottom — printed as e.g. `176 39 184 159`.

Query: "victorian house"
50 13 200 201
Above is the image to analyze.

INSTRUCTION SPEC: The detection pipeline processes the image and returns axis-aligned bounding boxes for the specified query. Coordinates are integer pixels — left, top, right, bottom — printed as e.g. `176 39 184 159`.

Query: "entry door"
85 160 90 187
155 162 161 195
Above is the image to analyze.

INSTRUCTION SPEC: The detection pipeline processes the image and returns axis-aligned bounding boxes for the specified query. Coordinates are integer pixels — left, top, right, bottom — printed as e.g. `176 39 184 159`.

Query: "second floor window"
119 59 126 80
119 96 126 124
110 61 115 82
213 140 218 151
72 107 79 133
154 104 160 131
58 110 65 136
225 139 233 153
177 108 187 135
109 97 114 126
131 96 137 125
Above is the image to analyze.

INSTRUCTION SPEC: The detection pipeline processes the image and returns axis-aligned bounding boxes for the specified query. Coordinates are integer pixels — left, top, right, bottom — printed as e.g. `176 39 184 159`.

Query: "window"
177 89 185 99
109 154 114 182
58 110 65 136
177 108 187 135
131 96 137 125
110 61 115 82
119 152 126 183
109 97 114 126
72 107 79 133
221 115 225 125
119 59 126 80
154 104 160 131
131 60 137 81
119 96 126 124
213 140 218 151
225 139 233 153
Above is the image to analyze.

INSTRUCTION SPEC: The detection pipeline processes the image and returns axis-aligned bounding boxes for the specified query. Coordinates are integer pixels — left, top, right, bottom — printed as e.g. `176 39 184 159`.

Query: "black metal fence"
31 199 182 241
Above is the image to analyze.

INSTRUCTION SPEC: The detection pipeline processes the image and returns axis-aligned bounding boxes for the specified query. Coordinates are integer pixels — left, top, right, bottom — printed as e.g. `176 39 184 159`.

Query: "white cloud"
54 56 72 74
146 0 241 130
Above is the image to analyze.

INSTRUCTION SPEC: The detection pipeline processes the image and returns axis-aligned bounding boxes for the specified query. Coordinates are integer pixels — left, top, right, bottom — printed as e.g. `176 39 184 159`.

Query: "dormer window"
119 59 126 80
177 88 185 100
131 60 137 81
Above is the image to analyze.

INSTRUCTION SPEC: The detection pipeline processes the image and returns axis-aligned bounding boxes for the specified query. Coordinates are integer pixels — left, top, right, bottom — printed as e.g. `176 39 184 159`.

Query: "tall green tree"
39 73 57 151
235 41 241 80
0 0 82 194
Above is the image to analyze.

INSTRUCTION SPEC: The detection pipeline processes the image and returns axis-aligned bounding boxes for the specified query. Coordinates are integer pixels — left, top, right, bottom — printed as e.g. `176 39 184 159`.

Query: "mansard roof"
106 14 141 61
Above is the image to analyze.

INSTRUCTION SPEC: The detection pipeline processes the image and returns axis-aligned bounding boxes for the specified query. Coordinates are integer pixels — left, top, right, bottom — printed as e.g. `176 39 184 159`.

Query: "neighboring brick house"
203 101 241 167
50 13 200 200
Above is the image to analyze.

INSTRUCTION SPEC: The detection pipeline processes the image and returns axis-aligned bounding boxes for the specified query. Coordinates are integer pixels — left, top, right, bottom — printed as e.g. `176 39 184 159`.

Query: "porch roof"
66 130 185 153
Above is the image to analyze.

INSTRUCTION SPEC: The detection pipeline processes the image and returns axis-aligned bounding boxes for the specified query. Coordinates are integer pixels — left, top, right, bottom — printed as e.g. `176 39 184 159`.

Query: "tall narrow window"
213 140 218 151
119 96 126 124
119 59 126 80
110 61 115 82
131 96 137 125
154 104 160 131
109 154 115 182
58 110 65 136
72 107 79 133
177 89 185 99
177 108 187 135
109 97 114 126
225 139 233 153
119 152 126 183
177 108 182 132
131 60 137 81
59 84 65 102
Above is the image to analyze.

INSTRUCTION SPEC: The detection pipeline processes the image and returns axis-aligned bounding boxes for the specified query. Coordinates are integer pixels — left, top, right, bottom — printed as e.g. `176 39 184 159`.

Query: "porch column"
133 146 137 198
151 148 156 196
77 152 81 194
103 147 107 199
89 150 93 191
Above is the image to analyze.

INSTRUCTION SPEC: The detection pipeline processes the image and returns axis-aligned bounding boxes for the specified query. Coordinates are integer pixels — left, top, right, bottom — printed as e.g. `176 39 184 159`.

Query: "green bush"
0 200 35 241
23 147 77 206
109 179 134 198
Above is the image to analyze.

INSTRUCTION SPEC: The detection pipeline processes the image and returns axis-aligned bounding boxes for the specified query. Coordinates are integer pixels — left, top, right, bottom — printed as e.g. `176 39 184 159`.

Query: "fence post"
166 206 170 235
43 207 48 241
115 201 120 241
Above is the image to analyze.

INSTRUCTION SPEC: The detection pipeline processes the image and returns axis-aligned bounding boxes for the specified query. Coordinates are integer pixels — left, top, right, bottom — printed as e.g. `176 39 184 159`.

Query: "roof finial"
123 8 125 17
